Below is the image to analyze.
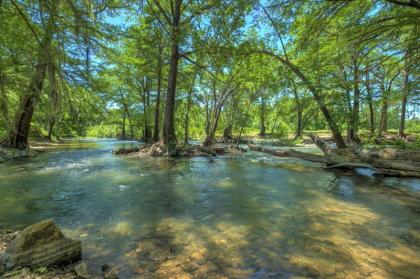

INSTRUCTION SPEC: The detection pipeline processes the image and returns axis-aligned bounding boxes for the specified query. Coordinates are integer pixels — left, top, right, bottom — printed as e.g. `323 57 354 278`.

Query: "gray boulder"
0 219 82 273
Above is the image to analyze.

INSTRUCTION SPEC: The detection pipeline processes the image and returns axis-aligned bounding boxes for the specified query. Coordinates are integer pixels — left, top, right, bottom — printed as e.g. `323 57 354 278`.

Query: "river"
0 139 419 278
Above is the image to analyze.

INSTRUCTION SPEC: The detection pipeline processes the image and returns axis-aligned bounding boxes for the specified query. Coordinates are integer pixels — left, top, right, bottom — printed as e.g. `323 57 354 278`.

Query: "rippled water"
0 139 419 278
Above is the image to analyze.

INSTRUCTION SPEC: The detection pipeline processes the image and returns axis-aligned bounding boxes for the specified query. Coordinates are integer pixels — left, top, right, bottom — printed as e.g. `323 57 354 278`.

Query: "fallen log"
248 136 420 178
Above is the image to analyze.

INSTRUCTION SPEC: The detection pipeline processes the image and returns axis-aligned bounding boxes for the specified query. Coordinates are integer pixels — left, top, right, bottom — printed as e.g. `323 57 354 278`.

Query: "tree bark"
259 96 266 137
378 84 388 138
399 52 410 138
142 81 152 142
184 73 197 144
0 70 12 145
123 103 134 139
161 0 182 152
291 80 303 139
348 56 361 143
365 70 375 135
47 119 55 141
121 110 126 139
153 36 163 143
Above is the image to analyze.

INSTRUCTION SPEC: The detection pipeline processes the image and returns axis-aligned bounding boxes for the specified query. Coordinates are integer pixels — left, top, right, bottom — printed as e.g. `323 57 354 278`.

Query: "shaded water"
0 139 419 278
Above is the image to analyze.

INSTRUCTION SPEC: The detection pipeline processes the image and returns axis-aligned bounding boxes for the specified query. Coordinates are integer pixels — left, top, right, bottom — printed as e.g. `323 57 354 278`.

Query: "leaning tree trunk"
12 68 46 148
256 50 347 148
10 14 55 149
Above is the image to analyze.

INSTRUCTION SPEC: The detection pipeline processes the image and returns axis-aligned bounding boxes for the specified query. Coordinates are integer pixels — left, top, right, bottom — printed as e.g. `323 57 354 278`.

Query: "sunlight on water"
0 140 419 278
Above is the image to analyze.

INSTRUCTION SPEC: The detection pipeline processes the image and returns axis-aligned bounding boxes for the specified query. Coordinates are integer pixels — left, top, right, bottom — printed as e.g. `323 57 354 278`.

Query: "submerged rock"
74 262 90 279
0 219 82 273
102 264 119 279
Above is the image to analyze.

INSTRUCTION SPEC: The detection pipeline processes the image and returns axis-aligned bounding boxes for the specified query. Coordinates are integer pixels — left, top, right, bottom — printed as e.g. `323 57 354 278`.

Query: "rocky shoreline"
0 230 77 278
0 221 118 279
0 147 34 163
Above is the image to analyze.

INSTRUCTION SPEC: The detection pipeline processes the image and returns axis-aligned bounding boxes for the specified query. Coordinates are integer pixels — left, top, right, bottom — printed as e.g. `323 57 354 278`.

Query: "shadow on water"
0 140 419 278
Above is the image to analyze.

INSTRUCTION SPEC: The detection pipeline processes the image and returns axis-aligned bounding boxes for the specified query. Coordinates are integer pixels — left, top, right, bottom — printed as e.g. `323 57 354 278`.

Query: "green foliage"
0 0 418 147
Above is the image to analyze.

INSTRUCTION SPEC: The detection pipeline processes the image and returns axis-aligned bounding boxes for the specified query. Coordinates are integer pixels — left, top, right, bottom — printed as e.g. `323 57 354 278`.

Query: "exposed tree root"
248 136 420 178
113 143 246 157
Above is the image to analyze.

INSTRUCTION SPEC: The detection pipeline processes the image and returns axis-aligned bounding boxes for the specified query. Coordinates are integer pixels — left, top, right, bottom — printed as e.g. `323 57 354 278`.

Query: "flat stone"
1 219 82 272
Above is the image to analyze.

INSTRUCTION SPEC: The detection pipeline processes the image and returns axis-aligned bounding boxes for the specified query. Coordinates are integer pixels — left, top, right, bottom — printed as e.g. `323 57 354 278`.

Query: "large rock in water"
0 219 81 272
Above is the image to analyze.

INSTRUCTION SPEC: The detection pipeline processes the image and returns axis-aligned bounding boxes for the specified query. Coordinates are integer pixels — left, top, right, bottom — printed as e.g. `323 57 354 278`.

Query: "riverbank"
0 147 34 163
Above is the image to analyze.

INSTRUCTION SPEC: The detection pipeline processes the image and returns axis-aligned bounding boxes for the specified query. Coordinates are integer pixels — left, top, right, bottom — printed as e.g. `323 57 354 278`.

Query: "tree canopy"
1 0 419 150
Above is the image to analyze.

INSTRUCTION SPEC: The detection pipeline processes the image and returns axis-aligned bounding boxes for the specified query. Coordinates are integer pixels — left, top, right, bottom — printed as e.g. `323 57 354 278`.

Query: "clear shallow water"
0 139 419 278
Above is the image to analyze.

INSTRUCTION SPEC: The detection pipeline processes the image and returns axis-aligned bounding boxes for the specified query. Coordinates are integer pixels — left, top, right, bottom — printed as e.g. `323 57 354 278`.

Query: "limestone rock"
0 219 82 272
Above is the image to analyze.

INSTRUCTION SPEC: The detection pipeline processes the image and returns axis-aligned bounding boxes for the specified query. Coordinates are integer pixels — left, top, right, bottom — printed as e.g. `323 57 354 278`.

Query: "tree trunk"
0 70 12 145
348 60 361 144
161 0 181 152
142 84 152 142
365 70 375 135
123 103 134 139
223 124 233 140
203 106 222 146
184 74 196 144
203 86 237 146
12 70 43 148
295 107 303 139
259 96 266 137
378 88 388 138
121 110 126 139
10 15 54 149
153 38 163 143
399 92 408 138
291 81 303 140
399 53 410 138
47 119 55 141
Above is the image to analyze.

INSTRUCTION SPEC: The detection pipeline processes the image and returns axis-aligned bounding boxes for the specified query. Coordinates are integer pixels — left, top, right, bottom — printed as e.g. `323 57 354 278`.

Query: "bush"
86 124 119 138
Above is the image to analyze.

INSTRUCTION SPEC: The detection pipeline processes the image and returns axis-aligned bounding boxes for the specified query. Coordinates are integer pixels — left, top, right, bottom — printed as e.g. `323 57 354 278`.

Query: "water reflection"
0 140 419 278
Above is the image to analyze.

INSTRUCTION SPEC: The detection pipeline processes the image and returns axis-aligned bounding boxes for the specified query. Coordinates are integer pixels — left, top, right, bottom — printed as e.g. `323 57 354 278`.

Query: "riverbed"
0 139 419 278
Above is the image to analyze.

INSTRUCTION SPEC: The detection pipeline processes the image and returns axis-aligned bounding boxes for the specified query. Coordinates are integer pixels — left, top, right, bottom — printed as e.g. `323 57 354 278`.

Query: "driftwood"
248 136 420 178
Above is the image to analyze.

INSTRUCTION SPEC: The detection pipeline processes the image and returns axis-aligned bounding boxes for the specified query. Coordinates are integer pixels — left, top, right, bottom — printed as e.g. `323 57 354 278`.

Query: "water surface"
0 139 419 278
